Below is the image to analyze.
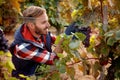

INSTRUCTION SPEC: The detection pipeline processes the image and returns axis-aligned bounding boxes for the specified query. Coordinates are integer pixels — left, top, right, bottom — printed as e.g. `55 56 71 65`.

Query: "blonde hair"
22 6 46 23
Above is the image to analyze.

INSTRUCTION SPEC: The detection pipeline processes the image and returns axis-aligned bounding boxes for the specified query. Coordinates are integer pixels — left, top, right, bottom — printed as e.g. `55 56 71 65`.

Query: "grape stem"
43 70 59 79
67 58 99 66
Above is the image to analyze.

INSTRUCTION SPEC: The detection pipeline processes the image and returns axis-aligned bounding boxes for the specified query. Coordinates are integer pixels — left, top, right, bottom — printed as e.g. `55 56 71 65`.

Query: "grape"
76 27 91 47
0 29 8 52
65 22 91 47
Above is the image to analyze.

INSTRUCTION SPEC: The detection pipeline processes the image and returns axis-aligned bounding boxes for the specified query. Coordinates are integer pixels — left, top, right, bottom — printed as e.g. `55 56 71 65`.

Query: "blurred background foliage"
0 0 120 34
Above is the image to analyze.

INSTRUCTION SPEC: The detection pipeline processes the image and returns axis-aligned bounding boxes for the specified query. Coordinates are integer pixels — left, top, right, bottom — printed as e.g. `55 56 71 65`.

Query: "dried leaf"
10 0 24 12
66 67 75 80
88 0 92 9
108 0 114 7
78 64 84 72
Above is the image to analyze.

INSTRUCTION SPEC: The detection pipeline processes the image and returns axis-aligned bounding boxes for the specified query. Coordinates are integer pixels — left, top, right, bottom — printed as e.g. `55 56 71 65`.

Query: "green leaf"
115 45 120 55
74 32 86 41
55 34 66 45
115 71 120 79
71 50 80 59
69 40 80 49
50 17 55 24
93 62 102 71
101 46 110 56
59 65 66 73
57 53 64 58
6 60 15 70
115 30 120 40
104 30 114 37
47 71 60 80
107 37 116 46
55 35 61 44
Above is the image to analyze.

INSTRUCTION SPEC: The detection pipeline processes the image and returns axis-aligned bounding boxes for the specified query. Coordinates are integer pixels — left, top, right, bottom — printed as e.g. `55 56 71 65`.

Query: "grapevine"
1 0 120 80
0 28 8 52
0 28 17 80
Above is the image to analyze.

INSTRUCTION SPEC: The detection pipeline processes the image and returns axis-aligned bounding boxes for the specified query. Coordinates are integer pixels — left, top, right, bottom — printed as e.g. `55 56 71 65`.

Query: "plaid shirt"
13 24 57 65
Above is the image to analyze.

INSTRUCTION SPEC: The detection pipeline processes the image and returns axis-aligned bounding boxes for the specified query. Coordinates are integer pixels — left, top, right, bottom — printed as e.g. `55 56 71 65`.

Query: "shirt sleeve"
14 43 57 65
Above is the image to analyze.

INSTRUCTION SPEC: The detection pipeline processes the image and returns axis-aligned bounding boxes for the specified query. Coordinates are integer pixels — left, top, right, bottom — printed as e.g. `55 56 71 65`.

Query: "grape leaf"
115 30 120 40
59 65 66 73
5 51 12 57
104 30 114 36
74 32 86 41
19 74 27 78
101 45 109 56
0 51 4 55
78 64 84 72
71 50 81 59
66 67 75 80
107 37 116 46
73 57 80 62
6 60 15 70
57 53 64 58
55 35 61 44
47 71 60 80
69 40 80 49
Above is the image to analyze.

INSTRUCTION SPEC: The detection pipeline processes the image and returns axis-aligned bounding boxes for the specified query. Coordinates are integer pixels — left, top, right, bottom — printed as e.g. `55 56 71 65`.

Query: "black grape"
0 29 8 52
65 22 91 47
76 27 91 47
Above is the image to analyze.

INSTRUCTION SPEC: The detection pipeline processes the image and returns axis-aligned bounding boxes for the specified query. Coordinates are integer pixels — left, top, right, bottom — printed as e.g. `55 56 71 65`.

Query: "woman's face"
33 12 50 35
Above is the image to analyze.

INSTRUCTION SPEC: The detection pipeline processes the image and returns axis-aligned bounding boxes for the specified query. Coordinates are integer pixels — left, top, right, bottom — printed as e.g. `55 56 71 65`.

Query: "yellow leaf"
94 71 99 78
109 18 117 23
10 0 24 12
7 60 15 70
80 52 87 59
66 66 75 79
73 57 80 62
88 0 92 9
19 74 27 78
78 64 84 72
90 35 95 45
71 9 78 19
108 0 114 7
0 51 4 55
18 0 24 2
5 51 12 57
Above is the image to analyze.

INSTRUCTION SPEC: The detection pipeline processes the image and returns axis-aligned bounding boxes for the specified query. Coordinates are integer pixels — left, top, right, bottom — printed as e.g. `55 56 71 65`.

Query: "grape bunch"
65 22 91 47
0 29 8 52
76 27 91 47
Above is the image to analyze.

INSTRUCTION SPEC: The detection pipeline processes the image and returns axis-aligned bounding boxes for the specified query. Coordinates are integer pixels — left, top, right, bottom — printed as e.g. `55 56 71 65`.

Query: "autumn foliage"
0 0 23 33
1 0 120 80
